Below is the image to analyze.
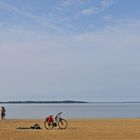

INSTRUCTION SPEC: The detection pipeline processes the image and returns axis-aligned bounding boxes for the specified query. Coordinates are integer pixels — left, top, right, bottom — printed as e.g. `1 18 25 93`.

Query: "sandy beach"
0 118 140 140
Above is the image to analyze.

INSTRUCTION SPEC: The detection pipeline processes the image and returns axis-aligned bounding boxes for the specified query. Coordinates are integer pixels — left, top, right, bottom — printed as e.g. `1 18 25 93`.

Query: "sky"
0 0 140 102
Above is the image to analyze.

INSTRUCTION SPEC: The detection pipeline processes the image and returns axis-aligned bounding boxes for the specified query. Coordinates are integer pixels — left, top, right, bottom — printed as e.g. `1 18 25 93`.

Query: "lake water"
1 103 140 119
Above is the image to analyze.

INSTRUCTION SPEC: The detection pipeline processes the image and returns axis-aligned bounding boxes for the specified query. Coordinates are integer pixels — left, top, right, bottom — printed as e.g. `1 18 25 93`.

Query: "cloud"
0 1 62 33
60 0 85 7
103 15 112 22
76 0 114 17
75 19 140 45
100 0 113 8
60 0 75 6
79 8 98 16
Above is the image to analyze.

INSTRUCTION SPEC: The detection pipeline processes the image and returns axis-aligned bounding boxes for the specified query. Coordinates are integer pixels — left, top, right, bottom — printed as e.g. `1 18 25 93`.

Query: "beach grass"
0 118 140 140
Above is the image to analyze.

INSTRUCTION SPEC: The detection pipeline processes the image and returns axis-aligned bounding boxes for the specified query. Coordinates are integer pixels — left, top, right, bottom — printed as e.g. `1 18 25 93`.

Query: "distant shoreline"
0 100 88 104
1 101 140 104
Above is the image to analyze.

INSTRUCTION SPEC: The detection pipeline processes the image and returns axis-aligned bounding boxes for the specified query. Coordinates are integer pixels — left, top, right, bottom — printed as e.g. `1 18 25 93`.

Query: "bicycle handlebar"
55 112 62 120
56 112 62 117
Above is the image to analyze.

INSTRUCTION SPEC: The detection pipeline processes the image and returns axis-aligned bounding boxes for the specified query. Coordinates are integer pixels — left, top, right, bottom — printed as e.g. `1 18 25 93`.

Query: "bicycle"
44 112 68 130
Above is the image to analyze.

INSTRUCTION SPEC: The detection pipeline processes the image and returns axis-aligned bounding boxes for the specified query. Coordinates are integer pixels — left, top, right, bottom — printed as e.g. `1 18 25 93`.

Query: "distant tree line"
0 100 88 104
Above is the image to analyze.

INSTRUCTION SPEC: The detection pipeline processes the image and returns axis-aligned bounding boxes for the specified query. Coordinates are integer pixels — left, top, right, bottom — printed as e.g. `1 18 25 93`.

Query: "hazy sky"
0 0 140 102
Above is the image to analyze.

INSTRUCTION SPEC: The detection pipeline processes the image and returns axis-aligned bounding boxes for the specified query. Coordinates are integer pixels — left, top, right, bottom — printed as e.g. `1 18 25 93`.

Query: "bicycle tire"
58 119 68 129
44 121 54 130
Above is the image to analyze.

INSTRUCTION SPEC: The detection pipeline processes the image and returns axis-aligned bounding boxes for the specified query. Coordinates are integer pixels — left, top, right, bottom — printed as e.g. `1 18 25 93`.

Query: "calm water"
1 103 140 119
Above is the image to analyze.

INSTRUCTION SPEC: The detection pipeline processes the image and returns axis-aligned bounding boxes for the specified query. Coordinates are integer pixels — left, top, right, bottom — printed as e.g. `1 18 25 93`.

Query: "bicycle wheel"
58 119 68 129
44 121 54 130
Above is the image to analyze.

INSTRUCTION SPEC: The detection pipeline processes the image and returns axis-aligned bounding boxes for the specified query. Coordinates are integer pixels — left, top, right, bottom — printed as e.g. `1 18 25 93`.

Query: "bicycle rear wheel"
44 121 53 130
58 119 68 129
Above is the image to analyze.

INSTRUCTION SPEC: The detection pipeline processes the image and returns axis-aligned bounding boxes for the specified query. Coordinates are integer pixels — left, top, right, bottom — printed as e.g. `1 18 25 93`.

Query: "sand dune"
0 119 140 140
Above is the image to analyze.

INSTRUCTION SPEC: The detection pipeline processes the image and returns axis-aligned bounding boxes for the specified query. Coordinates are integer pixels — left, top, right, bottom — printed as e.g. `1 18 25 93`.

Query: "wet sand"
0 118 140 140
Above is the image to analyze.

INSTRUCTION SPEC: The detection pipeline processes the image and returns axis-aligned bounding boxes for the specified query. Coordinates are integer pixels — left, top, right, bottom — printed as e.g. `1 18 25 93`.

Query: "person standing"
1 106 6 120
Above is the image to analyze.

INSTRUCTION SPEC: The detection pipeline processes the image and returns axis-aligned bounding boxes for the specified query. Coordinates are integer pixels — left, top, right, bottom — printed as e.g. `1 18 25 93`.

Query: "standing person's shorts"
1 113 5 117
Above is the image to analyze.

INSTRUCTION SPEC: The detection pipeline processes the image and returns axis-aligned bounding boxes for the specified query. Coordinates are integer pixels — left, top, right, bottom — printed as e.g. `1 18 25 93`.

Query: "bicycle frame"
55 112 62 123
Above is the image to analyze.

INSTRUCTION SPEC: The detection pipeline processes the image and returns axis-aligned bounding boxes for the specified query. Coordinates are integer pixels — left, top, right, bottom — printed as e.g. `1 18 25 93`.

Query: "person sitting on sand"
1 106 6 120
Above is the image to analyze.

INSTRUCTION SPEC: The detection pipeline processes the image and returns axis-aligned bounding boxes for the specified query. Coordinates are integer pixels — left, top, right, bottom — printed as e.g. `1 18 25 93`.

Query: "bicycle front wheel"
44 121 53 130
58 119 68 129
